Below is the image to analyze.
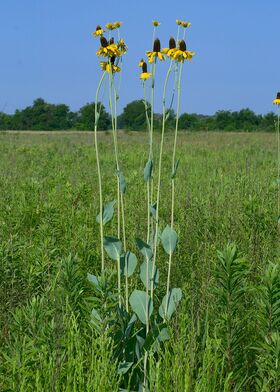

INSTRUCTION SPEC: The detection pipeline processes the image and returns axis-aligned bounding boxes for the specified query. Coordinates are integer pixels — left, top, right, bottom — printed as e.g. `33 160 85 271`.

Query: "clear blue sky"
0 0 279 115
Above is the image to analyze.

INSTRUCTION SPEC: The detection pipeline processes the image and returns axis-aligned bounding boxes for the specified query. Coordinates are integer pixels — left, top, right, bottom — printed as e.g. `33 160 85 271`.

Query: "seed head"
100 36 108 47
277 92 280 100
179 40 187 51
169 37 176 49
153 38 161 52
142 62 148 73
96 25 102 31
109 37 114 45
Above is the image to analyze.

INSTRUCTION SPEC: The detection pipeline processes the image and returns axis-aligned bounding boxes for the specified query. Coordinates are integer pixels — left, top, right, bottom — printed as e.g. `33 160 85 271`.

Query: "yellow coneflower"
152 20 160 27
146 38 165 63
181 21 191 28
140 61 152 80
173 40 195 62
105 22 115 30
176 19 182 26
273 92 280 105
162 37 177 59
117 39 127 54
113 21 123 29
100 61 120 73
92 25 105 37
138 58 145 67
96 36 121 57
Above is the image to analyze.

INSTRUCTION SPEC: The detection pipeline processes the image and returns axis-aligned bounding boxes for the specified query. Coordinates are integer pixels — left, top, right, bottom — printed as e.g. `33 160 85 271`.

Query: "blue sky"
0 0 279 115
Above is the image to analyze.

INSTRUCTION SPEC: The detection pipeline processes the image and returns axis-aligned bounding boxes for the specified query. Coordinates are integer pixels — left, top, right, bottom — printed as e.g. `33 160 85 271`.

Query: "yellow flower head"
162 37 177 59
113 21 123 29
273 92 280 105
173 39 195 62
100 59 121 73
140 61 152 80
96 36 121 57
93 25 105 37
138 58 144 67
146 38 165 63
176 19 182 26
181 21 191 28
117 38 127 54
105 22 116 30
152 20 160 27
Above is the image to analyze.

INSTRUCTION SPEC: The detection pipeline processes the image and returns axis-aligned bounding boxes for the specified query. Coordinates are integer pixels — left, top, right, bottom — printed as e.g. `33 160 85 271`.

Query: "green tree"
76 102 110 130
118 100 150 131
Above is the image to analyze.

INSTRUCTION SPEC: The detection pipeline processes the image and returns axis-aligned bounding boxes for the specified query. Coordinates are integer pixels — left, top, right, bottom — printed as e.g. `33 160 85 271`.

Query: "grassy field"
0 131 279 391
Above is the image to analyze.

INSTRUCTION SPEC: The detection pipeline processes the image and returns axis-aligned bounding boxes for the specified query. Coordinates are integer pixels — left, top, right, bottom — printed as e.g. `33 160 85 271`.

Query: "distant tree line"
0 98 277 132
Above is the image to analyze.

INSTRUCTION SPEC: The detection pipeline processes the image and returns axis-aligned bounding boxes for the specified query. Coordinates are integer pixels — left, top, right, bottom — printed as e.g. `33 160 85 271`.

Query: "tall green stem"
277 106 280 226
94 72 107 271
150 61 173 299
171 62 183 227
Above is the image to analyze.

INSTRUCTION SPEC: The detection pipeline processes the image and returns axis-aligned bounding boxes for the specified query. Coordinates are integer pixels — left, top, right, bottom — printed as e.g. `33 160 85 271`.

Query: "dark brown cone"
110 56 116 65
153 38 161 52
100 36 108 47
142 62 148 73
96 25 102 31
169 37 176 49
109 37 114 45
179 40 187 51
277 92 280 100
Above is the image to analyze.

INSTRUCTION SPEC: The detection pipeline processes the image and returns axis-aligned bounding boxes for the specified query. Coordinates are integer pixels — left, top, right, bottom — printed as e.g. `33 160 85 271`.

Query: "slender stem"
150 61 173 299
171 62 183 227
94 72 106 271
108 69 121 238
164 252 172 318
117 256 121 307
277 106 280 224
143 81 152 243
149 62 156 244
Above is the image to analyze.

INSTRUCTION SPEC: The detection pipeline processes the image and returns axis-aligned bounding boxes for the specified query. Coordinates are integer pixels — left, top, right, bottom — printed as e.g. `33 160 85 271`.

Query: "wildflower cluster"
92 23 127 73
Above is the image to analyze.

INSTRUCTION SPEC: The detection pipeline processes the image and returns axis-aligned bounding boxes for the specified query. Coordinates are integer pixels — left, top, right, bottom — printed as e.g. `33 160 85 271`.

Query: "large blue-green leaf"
161 225 178 255
159 288 182 320
87 273 99 287
144 159 153 182
120 251 138 277
140 261 159 290
118 361 133 375
118 171 126 194
96 200 116 225
103 236 122 260
129 290 153 324
90 308 102 332
135 238 153 261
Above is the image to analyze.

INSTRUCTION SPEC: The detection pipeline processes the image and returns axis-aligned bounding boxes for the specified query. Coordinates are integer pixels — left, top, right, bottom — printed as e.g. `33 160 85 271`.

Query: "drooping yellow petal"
273 99 280 105
140 72 152 80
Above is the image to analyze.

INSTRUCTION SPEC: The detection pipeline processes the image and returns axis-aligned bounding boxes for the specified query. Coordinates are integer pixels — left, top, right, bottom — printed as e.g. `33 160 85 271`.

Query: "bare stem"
94 72 106 271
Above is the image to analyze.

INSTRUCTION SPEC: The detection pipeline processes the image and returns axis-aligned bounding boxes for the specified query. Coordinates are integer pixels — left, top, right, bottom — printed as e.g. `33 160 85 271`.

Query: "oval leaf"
144 159 153 182
161 225 178 255
87 273 99 287
129 290 153 324
135 238 153 261
159 288 182 320
118 361 133 375
96 200 116 225
118 171 126 194
140 261 159 290
120 251 138 277
103 236 122 260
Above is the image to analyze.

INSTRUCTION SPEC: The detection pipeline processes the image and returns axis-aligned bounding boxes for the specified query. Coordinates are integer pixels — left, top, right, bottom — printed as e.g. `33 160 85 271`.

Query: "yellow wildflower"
146 38 165 63
152 20 160 27
273 92 280 105
113 21 123 28
173 40 195 62
181 21 191 28
162 37 177 59
100 61 120 73
96 37 121 57
176 19 182 26
105 23 115 30
140 61 152 80
92 25 105 37
138 59 144 67
117 39 127 54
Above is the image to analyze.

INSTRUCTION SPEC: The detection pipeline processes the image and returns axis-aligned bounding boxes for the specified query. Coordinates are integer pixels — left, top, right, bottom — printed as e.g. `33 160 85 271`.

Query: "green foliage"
118 100 150 131
76 101 111 130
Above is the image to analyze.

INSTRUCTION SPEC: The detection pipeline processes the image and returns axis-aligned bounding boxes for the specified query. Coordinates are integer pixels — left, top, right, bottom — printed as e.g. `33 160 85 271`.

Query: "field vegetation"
0 131 279 391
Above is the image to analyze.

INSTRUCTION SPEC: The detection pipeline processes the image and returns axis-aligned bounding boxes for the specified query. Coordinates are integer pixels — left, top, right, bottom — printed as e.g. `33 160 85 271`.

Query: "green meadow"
0 131 279 391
